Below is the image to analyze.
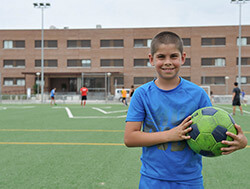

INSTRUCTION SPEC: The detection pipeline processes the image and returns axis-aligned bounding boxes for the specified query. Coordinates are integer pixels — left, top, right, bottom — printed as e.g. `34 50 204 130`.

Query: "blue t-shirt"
50 89 55 97
126 78 212 181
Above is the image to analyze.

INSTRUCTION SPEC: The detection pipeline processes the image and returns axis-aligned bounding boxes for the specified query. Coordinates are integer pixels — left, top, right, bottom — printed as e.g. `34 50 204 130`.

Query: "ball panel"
199 150 215 157
196 116 217 133
189 124 200 140
186 139 201 154
228 114 235 125
212 125 228 142
201 107 217 116
213 110 233 128
212 142 228 156
191 109 203 123
196 133 216 151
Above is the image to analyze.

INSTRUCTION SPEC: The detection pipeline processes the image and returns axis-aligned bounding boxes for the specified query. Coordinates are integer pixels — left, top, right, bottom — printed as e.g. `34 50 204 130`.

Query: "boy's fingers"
182 116 192 124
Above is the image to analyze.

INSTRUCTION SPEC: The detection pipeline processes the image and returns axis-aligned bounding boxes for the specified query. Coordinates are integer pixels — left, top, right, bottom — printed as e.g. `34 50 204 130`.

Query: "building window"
4 78 25 86
3 40 25 49
67 59 91 67
114 77 124 86
16 79 25 86
236 76 250 84
182 38 191 46
134 39 151 48
201 38 225 46
237 57 250 66
35 59 58 67
100 40 123 48
100 59 123 67
201 76 225 85
237 37 250 46
201 58 225 67
35 40 58 48
3 60 25 68
134 77 154 85
67 40 91 48
134 59 152 67
183 58 191 67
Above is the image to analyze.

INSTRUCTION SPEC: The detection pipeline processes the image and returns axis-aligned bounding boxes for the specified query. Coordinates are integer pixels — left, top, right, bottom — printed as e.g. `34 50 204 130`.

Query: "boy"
124 31 247 188
121 86 128 106
232 82 243 115
50 88 56 105
80 85 88 107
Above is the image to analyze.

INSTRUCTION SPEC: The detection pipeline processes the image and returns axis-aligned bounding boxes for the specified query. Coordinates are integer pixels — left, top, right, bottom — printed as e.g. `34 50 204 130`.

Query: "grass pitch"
0 103 249 189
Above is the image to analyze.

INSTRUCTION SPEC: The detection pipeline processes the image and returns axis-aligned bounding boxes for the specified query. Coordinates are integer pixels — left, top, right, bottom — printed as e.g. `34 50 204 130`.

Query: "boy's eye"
171 54 179 58
157 55 165 59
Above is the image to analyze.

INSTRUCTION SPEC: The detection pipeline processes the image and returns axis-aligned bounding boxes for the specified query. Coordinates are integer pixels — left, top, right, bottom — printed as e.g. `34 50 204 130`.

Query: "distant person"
232 82 243 115
80 85 88 107
121 86 128 106
129 85 135 98
241 89 247 106
50 88 56 106
210 91 215 105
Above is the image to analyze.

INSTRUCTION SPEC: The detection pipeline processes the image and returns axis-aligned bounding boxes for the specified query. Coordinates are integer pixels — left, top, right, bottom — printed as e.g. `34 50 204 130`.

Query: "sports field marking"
0 106 34 110
0 142 125 146
63 107 127 119
0 129 124 132
92 107 127 114
215 105 250 115
65 107 73 118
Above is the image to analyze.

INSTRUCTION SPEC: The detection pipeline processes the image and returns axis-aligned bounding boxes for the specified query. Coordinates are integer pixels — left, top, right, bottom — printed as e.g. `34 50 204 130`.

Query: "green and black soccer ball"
186 107 237 157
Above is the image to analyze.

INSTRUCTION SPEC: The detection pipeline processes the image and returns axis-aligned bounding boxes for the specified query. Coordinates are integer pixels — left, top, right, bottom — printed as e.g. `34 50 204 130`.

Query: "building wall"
0 26 250 95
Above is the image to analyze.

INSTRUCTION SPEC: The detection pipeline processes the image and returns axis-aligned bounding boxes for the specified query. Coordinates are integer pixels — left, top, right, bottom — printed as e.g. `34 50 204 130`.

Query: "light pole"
107 72 111 96
33 2 51 103
231 0 249 89
36 72 40 96
225 76 230 95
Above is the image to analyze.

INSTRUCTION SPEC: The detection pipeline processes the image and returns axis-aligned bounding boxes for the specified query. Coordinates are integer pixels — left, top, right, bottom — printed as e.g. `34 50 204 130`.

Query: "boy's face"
149 43 186 82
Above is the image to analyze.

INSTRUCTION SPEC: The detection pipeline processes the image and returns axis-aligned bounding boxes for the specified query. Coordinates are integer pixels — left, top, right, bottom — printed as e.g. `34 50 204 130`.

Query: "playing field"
0 103 249 189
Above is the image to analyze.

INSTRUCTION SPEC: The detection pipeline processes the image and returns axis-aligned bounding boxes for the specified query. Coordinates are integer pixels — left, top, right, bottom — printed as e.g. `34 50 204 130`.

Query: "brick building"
0 25 250 97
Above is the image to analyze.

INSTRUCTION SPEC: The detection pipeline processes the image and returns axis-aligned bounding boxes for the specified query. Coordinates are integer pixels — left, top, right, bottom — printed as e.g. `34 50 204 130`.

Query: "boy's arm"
124 116 193 147
232 92 236 101
221 124 248 155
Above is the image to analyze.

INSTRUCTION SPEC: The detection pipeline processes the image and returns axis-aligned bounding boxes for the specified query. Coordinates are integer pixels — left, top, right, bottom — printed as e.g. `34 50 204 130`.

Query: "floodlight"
33 2 51 103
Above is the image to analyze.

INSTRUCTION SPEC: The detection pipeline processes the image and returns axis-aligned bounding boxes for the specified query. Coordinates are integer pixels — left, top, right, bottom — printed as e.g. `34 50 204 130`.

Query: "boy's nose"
163 58 172 65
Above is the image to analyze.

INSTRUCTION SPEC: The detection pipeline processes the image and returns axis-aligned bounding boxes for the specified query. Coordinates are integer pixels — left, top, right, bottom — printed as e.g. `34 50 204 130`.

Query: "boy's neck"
155 77 181 91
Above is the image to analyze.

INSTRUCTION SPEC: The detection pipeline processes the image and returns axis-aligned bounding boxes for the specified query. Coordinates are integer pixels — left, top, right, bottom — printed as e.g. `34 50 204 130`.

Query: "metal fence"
0 94 249 105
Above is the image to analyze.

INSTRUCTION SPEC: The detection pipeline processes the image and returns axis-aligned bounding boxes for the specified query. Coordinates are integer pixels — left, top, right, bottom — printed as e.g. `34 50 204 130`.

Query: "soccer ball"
186 107 237 157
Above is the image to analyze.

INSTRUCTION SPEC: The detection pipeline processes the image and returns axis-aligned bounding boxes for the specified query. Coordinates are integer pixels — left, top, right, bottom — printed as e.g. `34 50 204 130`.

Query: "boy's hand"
221 124 248 155
170 116 193 141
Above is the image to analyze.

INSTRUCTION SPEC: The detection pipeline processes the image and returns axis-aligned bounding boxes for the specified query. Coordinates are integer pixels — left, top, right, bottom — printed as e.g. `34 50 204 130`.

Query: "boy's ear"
181 52 186 65
149 53 154 66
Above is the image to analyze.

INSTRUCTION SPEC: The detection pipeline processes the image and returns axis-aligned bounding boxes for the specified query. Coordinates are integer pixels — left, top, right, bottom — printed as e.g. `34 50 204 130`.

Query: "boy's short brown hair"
150 31 183 56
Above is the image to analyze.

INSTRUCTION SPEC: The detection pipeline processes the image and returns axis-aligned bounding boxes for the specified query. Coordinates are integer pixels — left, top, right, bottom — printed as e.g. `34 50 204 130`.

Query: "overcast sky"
1 0 250 30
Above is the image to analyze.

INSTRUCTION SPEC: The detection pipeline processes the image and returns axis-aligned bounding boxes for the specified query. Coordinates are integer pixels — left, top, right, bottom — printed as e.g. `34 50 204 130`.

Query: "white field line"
65 107 74 118
64 107 127 119
0 106 35 110
92 107 108 114
215 105 250 115
92 107 127 114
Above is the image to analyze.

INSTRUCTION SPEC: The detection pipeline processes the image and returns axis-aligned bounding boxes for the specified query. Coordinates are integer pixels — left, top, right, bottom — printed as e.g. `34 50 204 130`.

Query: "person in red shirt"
80 85 88 107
